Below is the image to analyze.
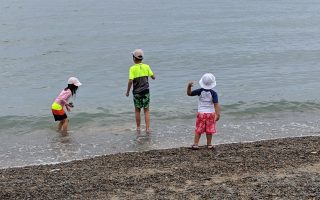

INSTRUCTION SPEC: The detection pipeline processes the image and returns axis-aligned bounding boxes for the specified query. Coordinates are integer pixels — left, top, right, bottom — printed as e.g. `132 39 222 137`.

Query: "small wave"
41 50 66 56
72 111 121 123
223 100 320 117
1 101 319 135
0 115 52 135
0 109 127 135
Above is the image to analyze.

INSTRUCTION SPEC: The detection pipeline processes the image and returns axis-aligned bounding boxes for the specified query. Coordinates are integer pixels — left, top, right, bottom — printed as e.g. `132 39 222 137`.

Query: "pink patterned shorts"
195 112 216 135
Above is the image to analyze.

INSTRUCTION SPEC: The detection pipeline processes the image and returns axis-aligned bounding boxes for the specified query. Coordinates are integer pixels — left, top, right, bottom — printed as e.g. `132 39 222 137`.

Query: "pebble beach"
0 136 319 199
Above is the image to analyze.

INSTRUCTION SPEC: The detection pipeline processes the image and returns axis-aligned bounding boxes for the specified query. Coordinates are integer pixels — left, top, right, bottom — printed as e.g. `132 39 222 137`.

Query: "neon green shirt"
129 63 153 94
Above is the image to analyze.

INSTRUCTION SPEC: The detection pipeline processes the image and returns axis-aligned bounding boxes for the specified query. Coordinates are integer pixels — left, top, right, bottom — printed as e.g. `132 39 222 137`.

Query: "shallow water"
1 0 320 168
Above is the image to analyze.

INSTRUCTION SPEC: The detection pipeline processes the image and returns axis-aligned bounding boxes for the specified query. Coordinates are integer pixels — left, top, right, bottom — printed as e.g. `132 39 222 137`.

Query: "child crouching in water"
51 77 82 133
187 73 220 150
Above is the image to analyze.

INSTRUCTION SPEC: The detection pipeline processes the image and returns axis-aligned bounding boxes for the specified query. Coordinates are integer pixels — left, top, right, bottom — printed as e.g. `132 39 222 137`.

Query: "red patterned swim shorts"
195 112 216 135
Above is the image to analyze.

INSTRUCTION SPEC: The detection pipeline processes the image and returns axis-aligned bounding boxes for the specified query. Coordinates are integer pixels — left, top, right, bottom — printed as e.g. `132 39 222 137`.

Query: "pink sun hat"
67 77 82 86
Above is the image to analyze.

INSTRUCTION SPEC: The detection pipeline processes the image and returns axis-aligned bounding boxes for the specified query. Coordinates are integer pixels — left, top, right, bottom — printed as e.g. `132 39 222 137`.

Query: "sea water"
1 0 320 168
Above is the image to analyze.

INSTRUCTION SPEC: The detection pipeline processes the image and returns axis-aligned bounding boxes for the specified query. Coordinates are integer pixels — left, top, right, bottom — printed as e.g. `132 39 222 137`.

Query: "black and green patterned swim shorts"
133 93 150 109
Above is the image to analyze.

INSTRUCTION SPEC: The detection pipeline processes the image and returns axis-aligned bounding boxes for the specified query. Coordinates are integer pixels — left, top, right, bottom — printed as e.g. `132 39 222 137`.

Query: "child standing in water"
51 77 82 133
187 73 220 149
126 49 155 132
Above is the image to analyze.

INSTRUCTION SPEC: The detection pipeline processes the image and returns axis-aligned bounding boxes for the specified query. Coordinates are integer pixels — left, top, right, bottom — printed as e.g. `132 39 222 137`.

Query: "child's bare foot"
146 128 151 134
207 144 214 149
60 131 69 137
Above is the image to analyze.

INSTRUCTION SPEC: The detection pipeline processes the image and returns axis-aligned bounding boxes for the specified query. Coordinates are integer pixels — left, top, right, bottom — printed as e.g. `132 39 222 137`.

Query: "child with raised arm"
187 73 220 149
126 49 155 133
51 77 82 133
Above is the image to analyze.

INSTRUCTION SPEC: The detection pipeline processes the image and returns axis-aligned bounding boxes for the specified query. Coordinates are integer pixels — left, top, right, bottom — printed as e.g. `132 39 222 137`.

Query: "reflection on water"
49 131 81 162
132 131 152 151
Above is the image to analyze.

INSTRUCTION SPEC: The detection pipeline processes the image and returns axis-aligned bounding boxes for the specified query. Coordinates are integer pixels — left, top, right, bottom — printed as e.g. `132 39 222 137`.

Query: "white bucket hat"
199 73 216 89
132 49 144 60
68 77 82 86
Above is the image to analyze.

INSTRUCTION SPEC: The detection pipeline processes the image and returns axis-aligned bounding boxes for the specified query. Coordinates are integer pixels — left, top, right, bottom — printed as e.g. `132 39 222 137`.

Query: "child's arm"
66 102 74 112
148 65 155 80
187 82 193 96
59 90 72 108
214 103 221 121
65 104 71 112
126 80 133 97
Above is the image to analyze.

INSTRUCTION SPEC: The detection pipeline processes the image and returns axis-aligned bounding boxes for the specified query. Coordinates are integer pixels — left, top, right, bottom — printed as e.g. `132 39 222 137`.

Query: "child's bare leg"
144 108 150 132
57 121 63 131
206 134 213 146
135 107 141 130
61 119 69 133
193 133 201 145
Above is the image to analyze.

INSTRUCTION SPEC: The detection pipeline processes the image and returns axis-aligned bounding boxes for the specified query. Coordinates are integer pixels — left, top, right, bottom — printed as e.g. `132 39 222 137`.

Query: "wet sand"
1 136 319 199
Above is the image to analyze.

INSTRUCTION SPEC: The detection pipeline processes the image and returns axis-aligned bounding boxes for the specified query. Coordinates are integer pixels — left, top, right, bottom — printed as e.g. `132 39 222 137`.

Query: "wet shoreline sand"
1 136 319 199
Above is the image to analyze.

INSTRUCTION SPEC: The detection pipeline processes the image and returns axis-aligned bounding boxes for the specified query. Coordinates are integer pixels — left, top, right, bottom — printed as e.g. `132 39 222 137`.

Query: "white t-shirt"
191 88 218 113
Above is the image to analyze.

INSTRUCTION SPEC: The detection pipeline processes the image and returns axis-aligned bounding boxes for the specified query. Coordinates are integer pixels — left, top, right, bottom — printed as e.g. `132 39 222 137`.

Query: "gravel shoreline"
1 136 319 199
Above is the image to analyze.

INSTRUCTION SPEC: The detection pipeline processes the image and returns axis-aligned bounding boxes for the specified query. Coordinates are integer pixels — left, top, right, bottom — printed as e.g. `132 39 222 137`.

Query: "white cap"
199 73 216 89
67 77 82 86
132 49 144 60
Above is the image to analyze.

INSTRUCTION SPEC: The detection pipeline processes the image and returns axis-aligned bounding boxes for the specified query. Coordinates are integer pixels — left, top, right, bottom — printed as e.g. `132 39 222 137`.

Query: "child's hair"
65 84 78 96
133 56 143 62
